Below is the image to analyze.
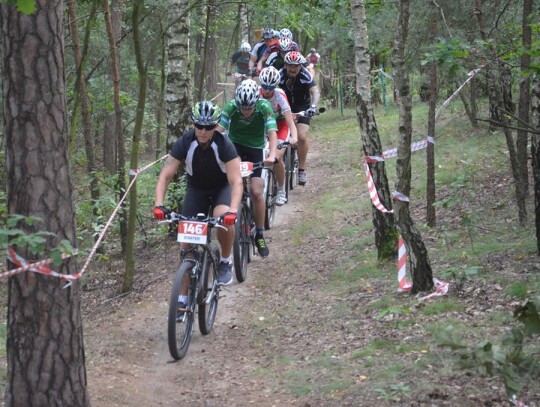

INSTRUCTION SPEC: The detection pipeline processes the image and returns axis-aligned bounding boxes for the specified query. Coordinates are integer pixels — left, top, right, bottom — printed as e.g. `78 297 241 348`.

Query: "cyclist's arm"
283 111 298 145
266 129 277 164
225 157 243 213
154 155 182 206
309 85 321 108
256 54 268 73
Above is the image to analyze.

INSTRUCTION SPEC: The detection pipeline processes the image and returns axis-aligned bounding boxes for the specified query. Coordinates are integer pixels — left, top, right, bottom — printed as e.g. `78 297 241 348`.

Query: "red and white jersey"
260 87 291 120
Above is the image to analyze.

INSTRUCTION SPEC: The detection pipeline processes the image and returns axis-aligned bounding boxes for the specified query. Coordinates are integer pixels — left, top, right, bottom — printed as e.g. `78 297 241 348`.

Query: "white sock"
220 256 232 264
178 295 188 303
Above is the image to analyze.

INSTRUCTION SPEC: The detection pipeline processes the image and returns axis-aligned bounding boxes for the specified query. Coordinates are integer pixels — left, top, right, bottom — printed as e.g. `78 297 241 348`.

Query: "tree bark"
531 68 540 255
239 2 249 42
166 0 193 148
517 0 532 193
2 1 89 405
391 0 434 293
350 0 397 260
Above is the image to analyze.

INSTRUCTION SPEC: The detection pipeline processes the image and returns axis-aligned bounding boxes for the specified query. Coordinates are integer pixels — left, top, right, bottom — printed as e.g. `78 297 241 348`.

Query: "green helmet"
191 100 221 125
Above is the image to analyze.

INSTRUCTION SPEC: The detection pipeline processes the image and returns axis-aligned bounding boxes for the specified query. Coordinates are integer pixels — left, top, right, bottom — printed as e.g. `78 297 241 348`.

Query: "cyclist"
257 36 298 73
249 28 277 77
259 66 298 205
306 48 321 69
226 42 252 86
217 79 278 257
279 28 293 40
154 100 243 292
278 51 320 186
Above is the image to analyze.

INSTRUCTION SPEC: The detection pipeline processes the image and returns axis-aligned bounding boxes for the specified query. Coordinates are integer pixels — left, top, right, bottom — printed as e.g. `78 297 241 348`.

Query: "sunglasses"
261 85 276 91
194 123 216 131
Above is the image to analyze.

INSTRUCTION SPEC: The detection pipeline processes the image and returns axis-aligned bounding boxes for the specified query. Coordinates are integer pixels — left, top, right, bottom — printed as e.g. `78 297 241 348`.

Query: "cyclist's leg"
212 185 234 259
249 177 265 229
296 118 310 171
273 120 289 195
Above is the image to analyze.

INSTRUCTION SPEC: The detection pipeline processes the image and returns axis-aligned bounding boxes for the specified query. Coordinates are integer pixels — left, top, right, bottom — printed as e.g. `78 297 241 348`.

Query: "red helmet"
284 51 303 65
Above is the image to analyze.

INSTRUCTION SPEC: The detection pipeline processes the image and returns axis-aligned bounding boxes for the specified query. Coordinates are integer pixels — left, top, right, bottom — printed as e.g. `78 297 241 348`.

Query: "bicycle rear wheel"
233 202 250 282
198 248 219 334
264 168 277 230
168 262 195 360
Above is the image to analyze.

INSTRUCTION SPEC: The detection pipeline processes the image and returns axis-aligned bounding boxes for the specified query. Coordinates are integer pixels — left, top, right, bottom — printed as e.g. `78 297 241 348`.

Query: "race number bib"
177 221 208 244
239 161 254 177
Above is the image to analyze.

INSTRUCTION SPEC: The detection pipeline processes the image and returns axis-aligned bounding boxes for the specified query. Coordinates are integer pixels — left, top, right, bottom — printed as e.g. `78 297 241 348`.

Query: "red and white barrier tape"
397 236 412 291
5 248 79 287
2 154 169 284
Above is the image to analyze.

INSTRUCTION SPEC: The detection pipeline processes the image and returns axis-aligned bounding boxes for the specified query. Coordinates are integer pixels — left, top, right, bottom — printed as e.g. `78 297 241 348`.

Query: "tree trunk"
391 0 434 293
67 0 100 218
531 71 540 255
350 0 397 260
204 0 218 99
103 0 127 253
517 0 532 193
122 0 147 293
474 0 527 226
426 2 437 227
2 1 89 405
166 0 193 148
239 2 249 42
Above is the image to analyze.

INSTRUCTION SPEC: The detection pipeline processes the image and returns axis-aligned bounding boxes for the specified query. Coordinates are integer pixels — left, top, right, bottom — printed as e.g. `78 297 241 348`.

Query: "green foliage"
1 0 36 14
374 382 411 402
514 297 540 337
0 215 77 266
434 297 540 401
423 37 471 77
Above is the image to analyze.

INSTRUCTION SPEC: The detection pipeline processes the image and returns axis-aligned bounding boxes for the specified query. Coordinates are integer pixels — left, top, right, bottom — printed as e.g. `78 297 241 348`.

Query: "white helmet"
278 37 294 52
279 28 293 40
240 42 251 52
235 79 260 109
259 66 281 88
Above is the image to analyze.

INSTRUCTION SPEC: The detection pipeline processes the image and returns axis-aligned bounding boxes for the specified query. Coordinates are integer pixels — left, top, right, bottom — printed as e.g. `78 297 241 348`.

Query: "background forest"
1 0 539 405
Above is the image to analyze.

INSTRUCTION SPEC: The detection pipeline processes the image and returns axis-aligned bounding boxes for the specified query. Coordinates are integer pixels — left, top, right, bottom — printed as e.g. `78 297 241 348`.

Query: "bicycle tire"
168 262 195 360
198 248 218 334
264 168 277 230
233 202 250 282
283 146 291 201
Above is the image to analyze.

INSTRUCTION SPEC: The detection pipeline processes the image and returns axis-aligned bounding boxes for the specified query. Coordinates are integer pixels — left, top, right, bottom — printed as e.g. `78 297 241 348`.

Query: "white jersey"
261 87 291 120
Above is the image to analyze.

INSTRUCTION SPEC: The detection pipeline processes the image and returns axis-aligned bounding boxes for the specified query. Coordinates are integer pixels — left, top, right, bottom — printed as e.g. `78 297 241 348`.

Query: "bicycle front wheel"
233 202 250 282
168 262 195 360
198 248 218 334
283 146 292 201
264 168 277 230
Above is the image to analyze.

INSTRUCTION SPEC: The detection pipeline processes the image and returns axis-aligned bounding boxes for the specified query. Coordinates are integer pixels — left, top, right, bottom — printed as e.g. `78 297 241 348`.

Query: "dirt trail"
84 150 319 407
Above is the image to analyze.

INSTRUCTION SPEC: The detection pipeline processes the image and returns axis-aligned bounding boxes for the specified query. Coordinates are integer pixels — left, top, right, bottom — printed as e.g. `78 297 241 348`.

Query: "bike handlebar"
158 212 227 230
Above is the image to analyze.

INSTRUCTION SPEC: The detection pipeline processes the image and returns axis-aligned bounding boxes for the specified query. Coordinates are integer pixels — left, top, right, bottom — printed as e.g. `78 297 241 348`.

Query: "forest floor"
2 110 540 406
81 125 539 407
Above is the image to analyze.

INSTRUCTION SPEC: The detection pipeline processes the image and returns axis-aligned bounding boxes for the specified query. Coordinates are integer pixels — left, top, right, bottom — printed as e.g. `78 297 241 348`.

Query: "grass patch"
420 299 466 316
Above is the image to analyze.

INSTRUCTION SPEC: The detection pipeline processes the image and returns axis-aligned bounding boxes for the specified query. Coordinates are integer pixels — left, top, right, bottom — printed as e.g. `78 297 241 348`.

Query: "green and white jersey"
219 99 277 149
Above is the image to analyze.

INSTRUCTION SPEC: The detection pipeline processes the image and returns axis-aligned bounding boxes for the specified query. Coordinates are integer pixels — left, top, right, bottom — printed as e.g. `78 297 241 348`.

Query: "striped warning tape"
2 154 169 284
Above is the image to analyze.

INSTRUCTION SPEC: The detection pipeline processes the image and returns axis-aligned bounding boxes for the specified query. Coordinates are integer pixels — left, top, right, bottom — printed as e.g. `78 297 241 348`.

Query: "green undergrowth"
254 102 539 404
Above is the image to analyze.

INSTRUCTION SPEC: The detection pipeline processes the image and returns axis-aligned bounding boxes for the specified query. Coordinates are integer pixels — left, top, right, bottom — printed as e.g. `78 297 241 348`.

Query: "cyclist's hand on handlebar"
264 155 277 166
222 211 237 226
153 205 171 220
305 107 317 117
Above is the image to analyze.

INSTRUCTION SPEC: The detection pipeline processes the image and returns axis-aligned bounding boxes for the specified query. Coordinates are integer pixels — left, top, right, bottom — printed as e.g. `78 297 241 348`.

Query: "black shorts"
182 184 231 217
296 115 311 126
233 143 265 178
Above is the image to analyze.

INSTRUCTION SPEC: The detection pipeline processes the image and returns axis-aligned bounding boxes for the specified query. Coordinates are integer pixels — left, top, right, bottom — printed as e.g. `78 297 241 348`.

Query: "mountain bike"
233 161 276 282
160 212 225 360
